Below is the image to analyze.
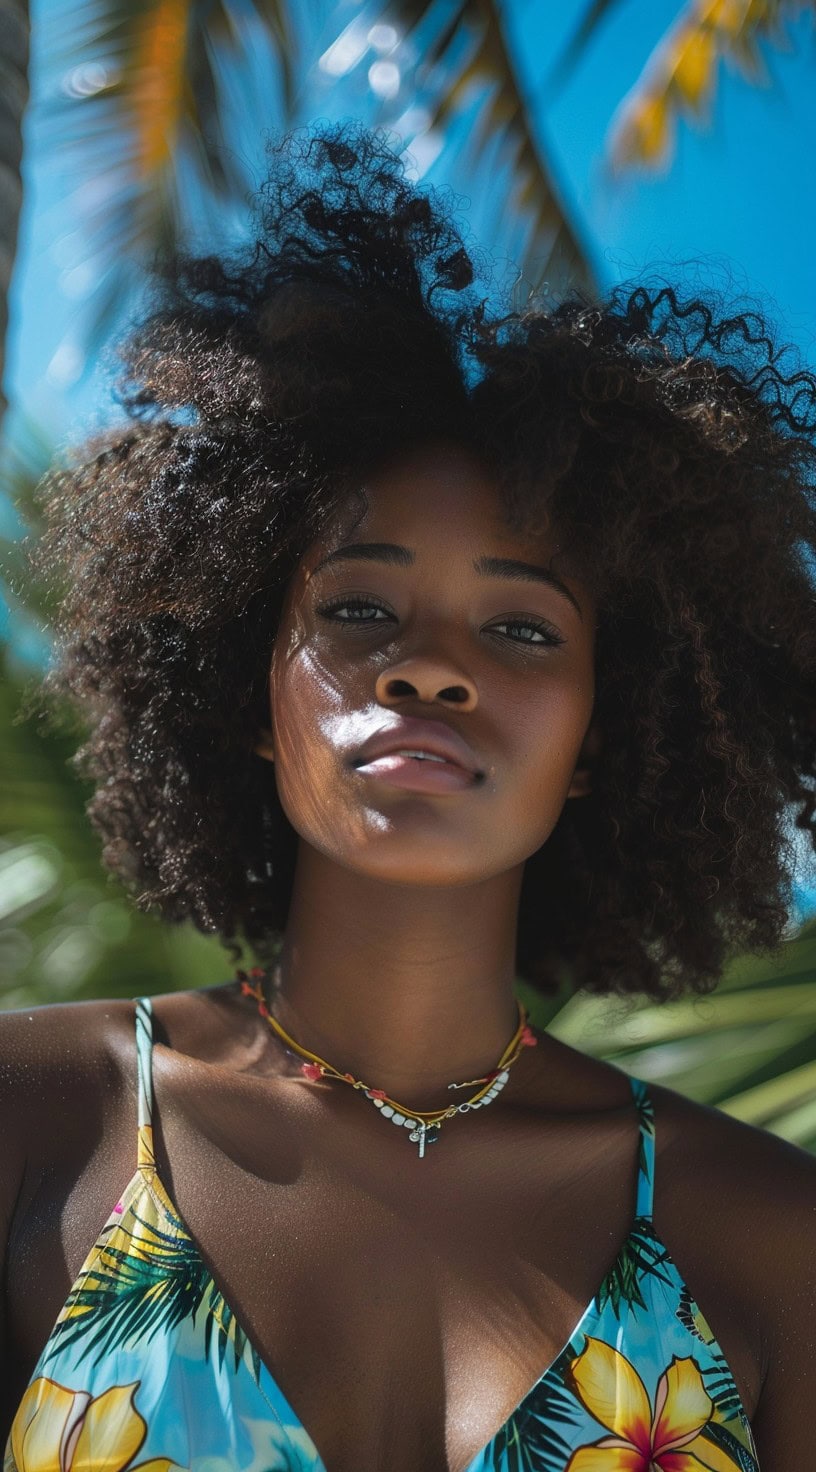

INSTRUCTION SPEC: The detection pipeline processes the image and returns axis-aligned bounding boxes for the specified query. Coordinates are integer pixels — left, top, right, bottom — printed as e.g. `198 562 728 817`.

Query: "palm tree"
3 1 814 429
1 0 598 411
0 0 30 431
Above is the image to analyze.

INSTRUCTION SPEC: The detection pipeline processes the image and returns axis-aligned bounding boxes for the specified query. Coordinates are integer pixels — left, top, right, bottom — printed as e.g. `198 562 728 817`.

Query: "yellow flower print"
565 1337 741 1471
9 1377 179 1472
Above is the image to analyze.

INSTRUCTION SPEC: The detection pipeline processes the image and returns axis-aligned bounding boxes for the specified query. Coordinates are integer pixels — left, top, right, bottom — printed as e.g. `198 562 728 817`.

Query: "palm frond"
609 0 814 172
40 0 299 366
545 917 816 1150
547 0 626 92
204 1288 262 1381
44 1196 263 1381
698 1417 759 1472
44 1204 212 1363
386 0 597 298
596 1219 674 1318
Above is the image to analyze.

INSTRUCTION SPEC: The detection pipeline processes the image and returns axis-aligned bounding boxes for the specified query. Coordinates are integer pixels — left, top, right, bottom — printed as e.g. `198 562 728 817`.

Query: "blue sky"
6 0 816 446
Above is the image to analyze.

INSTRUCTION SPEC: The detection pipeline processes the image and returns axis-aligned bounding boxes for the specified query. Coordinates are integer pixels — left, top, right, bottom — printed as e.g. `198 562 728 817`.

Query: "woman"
1 126 814 1472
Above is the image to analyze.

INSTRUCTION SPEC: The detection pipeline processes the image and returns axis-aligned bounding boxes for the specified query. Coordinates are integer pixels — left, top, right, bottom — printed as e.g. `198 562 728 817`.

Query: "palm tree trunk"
0 0 30 430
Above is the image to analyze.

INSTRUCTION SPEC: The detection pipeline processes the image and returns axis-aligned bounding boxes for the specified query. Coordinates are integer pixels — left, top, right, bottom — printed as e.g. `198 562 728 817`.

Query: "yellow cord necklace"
237 967 538 1158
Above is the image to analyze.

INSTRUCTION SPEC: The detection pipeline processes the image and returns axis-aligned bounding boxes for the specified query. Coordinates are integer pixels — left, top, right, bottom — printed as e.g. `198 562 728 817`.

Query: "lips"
350 717 483 777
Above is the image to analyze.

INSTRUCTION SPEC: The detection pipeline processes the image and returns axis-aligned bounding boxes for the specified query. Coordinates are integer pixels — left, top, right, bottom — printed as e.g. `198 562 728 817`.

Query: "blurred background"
2 0 816 1146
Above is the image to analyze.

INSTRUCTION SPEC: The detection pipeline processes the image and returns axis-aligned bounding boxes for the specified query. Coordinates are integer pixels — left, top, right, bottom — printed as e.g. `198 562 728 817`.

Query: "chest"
8 1061 762 1472
159 1069 646 1471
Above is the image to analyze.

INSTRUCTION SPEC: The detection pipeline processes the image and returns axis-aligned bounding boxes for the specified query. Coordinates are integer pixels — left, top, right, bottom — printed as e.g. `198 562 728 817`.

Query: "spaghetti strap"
134 995 157 1173
629 1074 656 1221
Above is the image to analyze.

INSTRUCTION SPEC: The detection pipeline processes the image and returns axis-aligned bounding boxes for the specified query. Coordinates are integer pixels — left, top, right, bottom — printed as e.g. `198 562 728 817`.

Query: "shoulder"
648 1075 816 1220
649 1079 816 1392
0 997 144 1214
0 993 138 1090
0 996 138 1160
645 1083 816 1457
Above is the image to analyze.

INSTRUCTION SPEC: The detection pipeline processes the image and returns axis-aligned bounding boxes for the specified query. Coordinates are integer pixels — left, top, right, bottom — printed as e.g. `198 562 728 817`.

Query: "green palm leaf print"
595 1219 674 1317
486 1359 577 1472
43 1199 260 1380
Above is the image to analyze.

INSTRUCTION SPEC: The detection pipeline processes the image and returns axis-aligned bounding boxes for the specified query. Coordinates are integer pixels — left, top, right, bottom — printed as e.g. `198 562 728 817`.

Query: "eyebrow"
312 542 583 620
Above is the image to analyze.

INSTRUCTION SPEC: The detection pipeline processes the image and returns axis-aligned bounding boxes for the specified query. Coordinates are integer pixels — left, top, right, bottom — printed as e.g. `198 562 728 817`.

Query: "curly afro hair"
36 124 816 1002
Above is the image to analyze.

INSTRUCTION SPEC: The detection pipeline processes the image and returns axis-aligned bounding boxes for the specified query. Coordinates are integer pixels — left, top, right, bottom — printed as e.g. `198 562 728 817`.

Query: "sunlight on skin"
260 440 598 889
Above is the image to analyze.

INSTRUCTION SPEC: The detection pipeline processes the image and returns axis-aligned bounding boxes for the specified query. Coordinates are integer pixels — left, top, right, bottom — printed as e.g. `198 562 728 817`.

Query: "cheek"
508 672 596 811
267 641 366 852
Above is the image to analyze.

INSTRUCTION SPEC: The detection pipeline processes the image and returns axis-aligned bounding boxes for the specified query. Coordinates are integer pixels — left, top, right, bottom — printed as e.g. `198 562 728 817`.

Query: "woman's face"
263 441 598 887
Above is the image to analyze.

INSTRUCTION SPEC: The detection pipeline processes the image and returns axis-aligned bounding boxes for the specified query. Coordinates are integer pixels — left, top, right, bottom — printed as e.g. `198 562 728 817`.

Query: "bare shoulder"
0 993 137 1100
0 997 139 1212
648 1075 816 1215
651 1078 815 1367
0 982 241 1173
642 1080 816 1460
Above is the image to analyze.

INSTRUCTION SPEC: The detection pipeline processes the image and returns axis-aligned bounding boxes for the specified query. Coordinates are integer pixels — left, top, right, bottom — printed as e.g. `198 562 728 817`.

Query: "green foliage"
539 919 816 1152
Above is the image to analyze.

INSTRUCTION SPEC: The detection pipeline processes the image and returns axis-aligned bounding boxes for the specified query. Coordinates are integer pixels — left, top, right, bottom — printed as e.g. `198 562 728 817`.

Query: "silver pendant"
408 1124 426 1158
408 1122 440 1158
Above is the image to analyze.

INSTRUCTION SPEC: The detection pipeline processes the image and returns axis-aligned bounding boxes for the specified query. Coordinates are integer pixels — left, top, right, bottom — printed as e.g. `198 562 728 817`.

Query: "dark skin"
1 443 814 1471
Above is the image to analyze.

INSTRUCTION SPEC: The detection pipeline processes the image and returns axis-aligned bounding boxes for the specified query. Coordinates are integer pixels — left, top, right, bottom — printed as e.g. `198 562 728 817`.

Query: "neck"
263 842 530 1111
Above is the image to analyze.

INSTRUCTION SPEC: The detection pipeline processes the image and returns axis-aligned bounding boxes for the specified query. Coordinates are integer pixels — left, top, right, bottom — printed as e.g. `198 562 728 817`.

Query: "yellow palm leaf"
671 24 718 107
557 0 807 172
130 0 190 180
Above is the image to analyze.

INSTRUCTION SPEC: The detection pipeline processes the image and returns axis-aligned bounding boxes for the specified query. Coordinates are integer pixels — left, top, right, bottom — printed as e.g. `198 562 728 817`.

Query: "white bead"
381 1105 394 1118
371 1097 384 1108
484 1088 498 1100
391 1112 405 1125
403 1116 415 1128
497 1070 510 1084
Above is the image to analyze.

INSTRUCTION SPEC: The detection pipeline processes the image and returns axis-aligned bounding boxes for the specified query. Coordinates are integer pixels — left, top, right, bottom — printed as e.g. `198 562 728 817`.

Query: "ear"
254 727 275 763
567 722 602 799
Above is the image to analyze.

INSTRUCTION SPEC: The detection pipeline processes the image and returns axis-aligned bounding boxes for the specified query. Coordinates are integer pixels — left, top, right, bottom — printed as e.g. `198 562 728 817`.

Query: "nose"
374 655 478 710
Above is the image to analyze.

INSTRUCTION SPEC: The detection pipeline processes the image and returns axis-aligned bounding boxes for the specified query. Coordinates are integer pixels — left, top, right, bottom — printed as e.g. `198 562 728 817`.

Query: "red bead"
239 980 253 997
343 1072 355 1082
301 1062 323 1080
521 1026 537 1047
258 1002 269 1018
369 1089 387 1100
250 966 266 980
485 1070 498 1083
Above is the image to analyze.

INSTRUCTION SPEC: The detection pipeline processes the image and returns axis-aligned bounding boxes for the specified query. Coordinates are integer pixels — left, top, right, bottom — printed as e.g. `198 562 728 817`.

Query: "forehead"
316 440 572 569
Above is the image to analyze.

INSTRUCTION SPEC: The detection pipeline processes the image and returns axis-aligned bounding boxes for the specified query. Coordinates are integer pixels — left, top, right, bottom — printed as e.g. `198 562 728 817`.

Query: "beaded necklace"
237 967 538 1158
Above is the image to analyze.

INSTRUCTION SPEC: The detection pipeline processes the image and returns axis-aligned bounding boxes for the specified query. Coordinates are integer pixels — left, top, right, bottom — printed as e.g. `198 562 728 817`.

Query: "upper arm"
0 999 135 1430
744 1138 816 1470
0 1010 39 1253
0 1010 42 1412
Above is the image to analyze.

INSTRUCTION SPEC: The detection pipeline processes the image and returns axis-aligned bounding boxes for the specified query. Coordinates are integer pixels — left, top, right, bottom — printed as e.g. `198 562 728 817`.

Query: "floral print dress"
5 998 760 1472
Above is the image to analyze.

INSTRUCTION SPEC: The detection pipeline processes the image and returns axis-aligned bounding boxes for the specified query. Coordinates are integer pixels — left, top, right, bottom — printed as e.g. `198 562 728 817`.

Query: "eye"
488 617 565 648
316 597 565 648
317 595 394 625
